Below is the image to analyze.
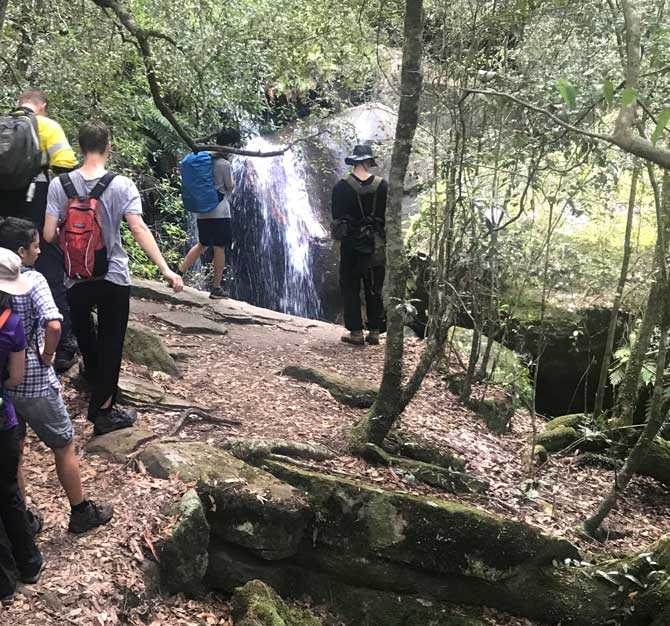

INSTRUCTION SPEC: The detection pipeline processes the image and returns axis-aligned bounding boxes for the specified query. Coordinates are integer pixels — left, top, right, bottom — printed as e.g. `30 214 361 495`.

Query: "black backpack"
0 107 42 191
343 174 386 264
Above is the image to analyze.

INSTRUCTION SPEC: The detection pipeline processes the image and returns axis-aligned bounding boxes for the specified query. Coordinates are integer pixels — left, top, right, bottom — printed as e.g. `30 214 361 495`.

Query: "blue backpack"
180 151 222 214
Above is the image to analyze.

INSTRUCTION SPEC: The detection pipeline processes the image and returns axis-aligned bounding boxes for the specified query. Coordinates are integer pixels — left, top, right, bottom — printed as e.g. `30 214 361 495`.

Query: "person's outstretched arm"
125 213 183 292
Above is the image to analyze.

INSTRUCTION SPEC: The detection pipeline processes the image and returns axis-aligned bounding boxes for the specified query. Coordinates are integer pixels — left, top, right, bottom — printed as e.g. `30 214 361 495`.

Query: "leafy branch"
90 0 293 158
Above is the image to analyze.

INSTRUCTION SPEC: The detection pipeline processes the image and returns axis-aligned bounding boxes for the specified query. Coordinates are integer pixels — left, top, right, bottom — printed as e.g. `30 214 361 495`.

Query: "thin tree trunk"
460 327 481 402
0 0 9 38
349 0 425 450
593 164 639 417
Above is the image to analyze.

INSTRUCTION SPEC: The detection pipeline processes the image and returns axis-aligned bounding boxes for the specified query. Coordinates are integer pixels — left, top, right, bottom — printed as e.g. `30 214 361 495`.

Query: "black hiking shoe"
54 336 79 373
20 557 45 584
341 331 365 345
365 331 380 345
27 507 43 536
1 593 14 606
68 501 114 534
209 286 229 299
93 406 137 436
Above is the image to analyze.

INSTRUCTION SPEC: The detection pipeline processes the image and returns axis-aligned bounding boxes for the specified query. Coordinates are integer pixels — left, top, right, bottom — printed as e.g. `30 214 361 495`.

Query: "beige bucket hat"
0 247 31 295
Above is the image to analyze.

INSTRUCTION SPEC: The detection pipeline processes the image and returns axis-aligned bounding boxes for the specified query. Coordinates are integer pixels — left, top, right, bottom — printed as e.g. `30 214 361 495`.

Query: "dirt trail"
4 283 669 626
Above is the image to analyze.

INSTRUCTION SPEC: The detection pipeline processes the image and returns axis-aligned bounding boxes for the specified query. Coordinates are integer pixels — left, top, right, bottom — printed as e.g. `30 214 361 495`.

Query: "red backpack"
58 172 116 280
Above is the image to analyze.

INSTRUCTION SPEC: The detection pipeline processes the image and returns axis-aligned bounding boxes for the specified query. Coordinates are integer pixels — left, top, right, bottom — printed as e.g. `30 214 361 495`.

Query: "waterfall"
229 137 326 319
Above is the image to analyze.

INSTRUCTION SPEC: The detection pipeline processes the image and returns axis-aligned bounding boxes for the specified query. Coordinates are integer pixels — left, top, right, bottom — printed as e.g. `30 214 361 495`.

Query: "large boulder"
159 489 209 596
140 441 311 560
261 460 578 581
123 321 178 375
281 364 377 408
209 544 492 626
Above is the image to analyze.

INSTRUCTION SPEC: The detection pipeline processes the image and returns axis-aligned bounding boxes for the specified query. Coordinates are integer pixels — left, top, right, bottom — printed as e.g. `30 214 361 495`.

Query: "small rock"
154 310 229 336
403 326 419 338
123 321 179 375
86 427 156 463
118 375 166 405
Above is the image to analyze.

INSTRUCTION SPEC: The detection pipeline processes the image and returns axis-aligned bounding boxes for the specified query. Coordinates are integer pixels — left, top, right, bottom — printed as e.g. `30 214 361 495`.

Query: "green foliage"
652 108 670 145
557 78 577 110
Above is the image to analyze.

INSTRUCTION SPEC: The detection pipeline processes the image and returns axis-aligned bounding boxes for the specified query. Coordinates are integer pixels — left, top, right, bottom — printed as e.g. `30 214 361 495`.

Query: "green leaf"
557 78 577 109
651 108 670 145
603 80 614 107
621 88 637 107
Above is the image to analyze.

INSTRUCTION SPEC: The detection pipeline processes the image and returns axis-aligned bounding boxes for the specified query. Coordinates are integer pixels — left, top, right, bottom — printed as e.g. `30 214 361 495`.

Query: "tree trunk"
349 0 425 450
593 164 639 417
585 172 670 534
0 0 9 38
460 327 481 403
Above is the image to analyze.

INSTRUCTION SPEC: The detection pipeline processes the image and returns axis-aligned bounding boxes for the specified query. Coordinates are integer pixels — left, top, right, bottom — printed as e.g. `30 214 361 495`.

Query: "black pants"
0 182 73 343
67 280 130 419
0 427 42 598
339 252 385 332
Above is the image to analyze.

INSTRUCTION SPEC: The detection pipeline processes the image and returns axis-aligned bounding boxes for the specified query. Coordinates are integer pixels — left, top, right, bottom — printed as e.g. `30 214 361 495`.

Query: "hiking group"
0 90 183 605
0 88 387 606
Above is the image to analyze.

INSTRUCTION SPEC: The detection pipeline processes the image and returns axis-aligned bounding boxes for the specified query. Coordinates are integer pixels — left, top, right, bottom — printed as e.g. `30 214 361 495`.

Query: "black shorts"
197 218 232 247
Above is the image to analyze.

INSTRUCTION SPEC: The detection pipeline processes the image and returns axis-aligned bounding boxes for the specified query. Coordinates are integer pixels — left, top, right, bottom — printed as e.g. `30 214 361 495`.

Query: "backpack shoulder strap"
0 309 11 331
59 173 78 199
367 175 383 194
89 172 117 200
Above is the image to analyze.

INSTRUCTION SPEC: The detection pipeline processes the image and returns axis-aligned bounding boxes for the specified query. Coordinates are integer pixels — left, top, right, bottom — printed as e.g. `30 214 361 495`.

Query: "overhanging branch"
90 0 287 158
464 88 670 169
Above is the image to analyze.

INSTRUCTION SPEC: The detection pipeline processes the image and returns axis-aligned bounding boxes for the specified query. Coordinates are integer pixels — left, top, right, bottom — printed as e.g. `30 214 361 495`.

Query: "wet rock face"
226 103 410 323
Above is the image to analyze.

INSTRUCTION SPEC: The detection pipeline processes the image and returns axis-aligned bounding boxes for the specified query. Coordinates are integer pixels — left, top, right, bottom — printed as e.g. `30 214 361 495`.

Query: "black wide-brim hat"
345 144 378 167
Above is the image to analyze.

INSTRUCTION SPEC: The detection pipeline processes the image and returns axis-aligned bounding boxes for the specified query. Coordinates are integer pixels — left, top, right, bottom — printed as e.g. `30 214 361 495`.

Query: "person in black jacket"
331 144 387 345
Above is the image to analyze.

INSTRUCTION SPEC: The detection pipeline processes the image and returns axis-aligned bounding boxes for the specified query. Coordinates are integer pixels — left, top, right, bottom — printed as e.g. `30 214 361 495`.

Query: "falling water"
229 137 326 319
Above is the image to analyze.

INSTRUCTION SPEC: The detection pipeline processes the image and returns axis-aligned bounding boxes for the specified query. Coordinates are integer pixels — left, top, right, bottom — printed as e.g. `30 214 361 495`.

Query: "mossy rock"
281 364 377 408
637 437 670 487
535 425 579 452
231 580 322 626
158 489 209 596
140 441 311 559
261 460 579 580
469 396 514 434
544 413 587 431
123 321 178 375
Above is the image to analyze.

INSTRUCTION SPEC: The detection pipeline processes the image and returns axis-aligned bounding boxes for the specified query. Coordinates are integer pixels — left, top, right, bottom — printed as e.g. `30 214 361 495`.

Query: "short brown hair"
78 120 109 155
18 88 47 107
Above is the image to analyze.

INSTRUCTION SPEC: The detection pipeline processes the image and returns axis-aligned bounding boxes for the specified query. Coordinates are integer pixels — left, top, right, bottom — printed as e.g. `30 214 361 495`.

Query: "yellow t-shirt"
36 115 78 170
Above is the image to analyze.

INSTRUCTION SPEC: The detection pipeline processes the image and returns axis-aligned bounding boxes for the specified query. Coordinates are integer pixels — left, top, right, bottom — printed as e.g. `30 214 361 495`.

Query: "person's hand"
40 350 55 368
164 269 184 293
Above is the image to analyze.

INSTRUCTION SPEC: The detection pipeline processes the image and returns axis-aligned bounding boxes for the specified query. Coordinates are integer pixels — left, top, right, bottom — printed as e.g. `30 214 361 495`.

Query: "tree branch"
464 88 670 169
90 0 285 158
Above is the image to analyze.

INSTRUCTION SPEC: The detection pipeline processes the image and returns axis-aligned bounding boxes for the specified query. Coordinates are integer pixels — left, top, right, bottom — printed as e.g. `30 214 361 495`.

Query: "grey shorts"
13 389 74 449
